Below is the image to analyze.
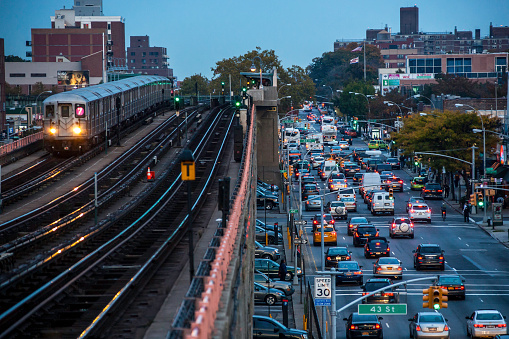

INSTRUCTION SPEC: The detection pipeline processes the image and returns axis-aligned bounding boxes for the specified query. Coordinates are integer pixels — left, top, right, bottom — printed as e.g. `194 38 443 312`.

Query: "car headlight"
276 291 284 296
301 334 308 339
274 249 279 253
297 268 302 274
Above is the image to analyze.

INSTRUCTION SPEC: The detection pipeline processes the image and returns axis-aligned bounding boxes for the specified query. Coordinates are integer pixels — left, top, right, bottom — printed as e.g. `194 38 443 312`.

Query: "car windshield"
365 281 390 291
357 227 376 233
338 262 359 269
331 202 345 207
410 198 424 203
413 206 429 211
369 238 387 243
419 246 441 254
477 313 503 320
351 217 368 224
329 248 348 255
419 314 444 323
439 277 462 284
394 218 410 224
414 178 425 183
378 258 400 265
426 184 442 189
316 226 335 232
352 314 379 322
340 188 355 195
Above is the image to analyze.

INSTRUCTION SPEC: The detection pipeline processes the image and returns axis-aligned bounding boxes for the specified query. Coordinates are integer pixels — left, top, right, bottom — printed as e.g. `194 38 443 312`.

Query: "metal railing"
0 132 43 156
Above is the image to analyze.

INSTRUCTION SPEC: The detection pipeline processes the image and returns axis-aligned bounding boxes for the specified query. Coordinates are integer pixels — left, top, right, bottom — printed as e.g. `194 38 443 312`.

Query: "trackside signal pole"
180 149 196 281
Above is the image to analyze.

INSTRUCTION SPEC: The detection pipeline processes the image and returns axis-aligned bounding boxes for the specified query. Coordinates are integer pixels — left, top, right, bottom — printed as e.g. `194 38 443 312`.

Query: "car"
336 261 363 285
311 213 335 232
389 217 415 238
344 313 383 339
409 203 432 223
287 143 299 152
329 178 347 191
421 183 443 199
254 258 302 281
341 197 357 212
305 194 322 211
325 247 352 268
313 225 337 246
364 188 384 206
364 237 391 258
302 183 320 201
257 179 279 192
338 187 356 201
361 278 399 304
347 217 369 236
326 201 348 220
413 244 445 271
386 157 401 170
406 197 426 212
255 225 283 245
373 257 403 279
339 140 350 149
300 175 318 186
256 219 282 234
295 167 310 179
328 171 347 185
353 225 379 247
254 282 285 305
371 192 395 215
343 163 360 177
466 310 508 338
253 315 308 339
352 172 364 185
433 274 466 300
254 270 295 296
411 177 426 190
256 191 279 210
385 176 404 192
311 156 325 168
254 240 280 261
409 311 450 339
368 140 387 150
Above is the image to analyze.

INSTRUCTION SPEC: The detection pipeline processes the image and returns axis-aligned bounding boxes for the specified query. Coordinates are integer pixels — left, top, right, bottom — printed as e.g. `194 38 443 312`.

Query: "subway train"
42 75 172 154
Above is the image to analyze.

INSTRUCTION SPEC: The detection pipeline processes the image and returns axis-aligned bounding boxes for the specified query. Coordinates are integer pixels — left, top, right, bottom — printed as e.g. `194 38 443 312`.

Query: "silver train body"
43 75 172 154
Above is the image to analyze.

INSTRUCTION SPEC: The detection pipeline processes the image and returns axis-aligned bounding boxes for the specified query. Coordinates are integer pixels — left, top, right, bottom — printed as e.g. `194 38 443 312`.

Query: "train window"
75 104 85 118
45 105 54 118
61 105 70 118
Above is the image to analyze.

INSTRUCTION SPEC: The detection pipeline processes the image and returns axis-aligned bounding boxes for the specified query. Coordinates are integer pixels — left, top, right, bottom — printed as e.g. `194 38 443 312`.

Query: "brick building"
127 36 172 77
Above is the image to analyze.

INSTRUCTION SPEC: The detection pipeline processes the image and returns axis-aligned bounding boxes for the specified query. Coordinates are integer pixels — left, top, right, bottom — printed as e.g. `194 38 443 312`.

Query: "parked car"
257 179 279 192
326 201 348 220
433 274 466 300
413 244 445 270
254 282 284 305
361 278 399 304
256 219 282 234
421 183 443 199
255 226 283 245
389 217 415 238
256 191 279 210
254 258 302 281
466 310 508 338
373 257 403 279
325 247 352 268
253 315 308 339
254 270 295 296
409 312 450 339
344 313 383 339
254 240 280 261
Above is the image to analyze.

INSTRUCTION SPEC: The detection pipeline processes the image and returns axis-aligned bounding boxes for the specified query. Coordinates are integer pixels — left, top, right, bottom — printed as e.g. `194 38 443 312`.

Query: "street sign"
280 170 287 173
295 220 307 225
289 209 298 214
294 238 308 245
358 304 407 315
282 119 294 123
300 139 316 143
314 277 331 306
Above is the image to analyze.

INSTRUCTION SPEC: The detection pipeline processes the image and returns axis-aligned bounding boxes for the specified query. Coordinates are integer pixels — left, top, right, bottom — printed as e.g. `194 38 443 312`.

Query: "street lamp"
33 90 52 121
250 56 263 89
383 101 403 135
350 92 373 127
413 94 436 110
322 85 333 100
278 83 291 95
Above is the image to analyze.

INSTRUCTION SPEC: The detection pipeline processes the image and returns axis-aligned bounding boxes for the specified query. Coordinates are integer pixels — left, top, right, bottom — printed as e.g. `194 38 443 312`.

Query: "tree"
5 55 29 62
278 65 315 113
5 83 22 96
333 81 375 120
393 110 500 173
31 82 46 95
180 74 209 96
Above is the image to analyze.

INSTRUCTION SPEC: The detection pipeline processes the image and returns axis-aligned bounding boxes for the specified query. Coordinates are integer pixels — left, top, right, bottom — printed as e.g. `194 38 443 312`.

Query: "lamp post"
383 101 403 132
278 83 291 95
250 56 263 89
323 85 333 101
33 90 52 121
413 94 436 110
350 92 373 131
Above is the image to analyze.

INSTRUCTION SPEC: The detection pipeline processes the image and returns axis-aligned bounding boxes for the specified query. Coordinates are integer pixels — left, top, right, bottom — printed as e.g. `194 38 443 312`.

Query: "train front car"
43 92 90 154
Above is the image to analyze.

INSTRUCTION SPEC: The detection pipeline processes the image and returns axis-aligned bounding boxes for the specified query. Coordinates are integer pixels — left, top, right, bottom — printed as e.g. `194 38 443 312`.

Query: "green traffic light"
242 87 247 92
235 101 241 107
175 97 180 102
433 304 440 310
478 201 484 207
221 82 225 86
414 162 419 166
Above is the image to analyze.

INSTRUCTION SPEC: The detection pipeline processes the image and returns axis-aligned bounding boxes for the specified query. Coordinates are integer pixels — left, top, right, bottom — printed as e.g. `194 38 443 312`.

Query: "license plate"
362 332 369 336
387 267 393 270
385 203 390 206
448 287 454 290
428 327 437 331
487 325 495 328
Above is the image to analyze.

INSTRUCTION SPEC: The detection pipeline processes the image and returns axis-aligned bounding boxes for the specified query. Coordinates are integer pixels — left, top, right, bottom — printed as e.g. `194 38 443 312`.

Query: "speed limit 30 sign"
314 277 331 306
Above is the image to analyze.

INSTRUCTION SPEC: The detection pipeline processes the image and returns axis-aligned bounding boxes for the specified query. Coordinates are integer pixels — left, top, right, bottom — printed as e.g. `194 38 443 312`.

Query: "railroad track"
0 105 234 337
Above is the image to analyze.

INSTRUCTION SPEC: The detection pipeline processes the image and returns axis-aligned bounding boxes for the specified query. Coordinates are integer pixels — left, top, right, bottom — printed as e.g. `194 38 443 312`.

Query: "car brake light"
460 286 465 290
375 324 381 329
331 232 336 236
384 292 393 296
346 256 350 260
410 209 415 213
391 224 396 229
444 325 449 331
354 271 362 275
327 256 331 260
375 242 380 245
397 267 402 270
399 180 403 183
418 256 423 260
377 267 382 271
350 325 358 330
330 220 335 224
474 324 485 328
416 325 421 331
439 256 444 260
410 223 414 228
438 190 442 192
427 209 431 213
498 324 507 328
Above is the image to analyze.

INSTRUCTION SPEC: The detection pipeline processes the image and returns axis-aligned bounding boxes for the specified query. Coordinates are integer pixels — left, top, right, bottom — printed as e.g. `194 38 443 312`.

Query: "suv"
421 183 443 199
343 313 383 339
385 176 403 192
364 237 391 258
389 217 414 238
361 278 399 304
353 225 379 247
409 203 431 223
326 201 348 220
413 244 445 270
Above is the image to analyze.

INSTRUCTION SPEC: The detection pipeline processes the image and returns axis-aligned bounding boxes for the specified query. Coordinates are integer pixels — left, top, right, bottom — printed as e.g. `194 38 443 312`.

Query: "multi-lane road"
292 110 509 338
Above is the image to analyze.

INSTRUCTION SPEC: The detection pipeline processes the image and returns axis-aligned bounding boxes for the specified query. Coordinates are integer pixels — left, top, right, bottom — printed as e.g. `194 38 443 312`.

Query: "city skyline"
0 0 508 80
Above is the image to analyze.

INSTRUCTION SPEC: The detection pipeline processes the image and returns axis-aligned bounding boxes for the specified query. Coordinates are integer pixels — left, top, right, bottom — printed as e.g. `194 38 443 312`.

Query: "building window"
447 58 472 74
130 52 135 56
142 59 146 64
408 58 441 74
108 34 111 41
31 73 46 77
107 23 111 30
142 52 146 57
397 54 404 59
130 59 135 63
496 56 507 73
10 73 25 77
383 55 389 59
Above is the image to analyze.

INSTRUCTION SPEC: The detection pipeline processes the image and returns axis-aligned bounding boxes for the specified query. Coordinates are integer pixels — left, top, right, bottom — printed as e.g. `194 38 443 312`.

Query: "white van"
359 172 382 197
320 160 338 181
371 192 395 215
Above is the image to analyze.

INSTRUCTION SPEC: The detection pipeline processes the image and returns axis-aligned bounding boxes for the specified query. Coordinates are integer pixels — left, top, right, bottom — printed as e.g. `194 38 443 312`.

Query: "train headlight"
73 126 82 134
50 128 57 134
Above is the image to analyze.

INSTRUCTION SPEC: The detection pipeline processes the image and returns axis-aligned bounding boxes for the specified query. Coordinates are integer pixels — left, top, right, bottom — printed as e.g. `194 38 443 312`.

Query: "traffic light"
422 287 432 308
477 192 484 208
439 287 448 309
425 286 448 310
175 96 180 110
389 188 394 199
470 194 477 206
221 81 225 93
289 165 293 177
414 156 419 166
242 87 247 98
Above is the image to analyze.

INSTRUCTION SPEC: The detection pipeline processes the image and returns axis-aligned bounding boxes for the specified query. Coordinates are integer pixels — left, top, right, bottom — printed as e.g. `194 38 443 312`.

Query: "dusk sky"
1 0 508 80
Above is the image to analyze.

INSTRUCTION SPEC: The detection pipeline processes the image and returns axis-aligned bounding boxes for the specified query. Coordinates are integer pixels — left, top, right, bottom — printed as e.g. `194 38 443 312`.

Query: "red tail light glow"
416 325 421 331
327 256 331 260
375 324 381 329
444 325 449 331
498 324 507 328
350 325 358 330
474 324 484 328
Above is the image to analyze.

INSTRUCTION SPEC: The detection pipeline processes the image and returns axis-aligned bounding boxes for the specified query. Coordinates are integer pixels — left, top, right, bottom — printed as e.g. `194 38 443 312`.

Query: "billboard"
57 71 90 85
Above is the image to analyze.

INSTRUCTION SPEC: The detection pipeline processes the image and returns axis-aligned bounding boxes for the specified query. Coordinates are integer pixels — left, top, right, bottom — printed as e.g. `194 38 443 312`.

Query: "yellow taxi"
313 225 337 246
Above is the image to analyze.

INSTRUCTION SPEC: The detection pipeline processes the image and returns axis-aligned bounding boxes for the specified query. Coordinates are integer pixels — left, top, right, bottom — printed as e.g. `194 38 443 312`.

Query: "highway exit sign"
358 304 407 315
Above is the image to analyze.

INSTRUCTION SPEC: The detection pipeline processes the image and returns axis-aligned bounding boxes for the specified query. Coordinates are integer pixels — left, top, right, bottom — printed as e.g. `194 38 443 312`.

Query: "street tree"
180 74 209 96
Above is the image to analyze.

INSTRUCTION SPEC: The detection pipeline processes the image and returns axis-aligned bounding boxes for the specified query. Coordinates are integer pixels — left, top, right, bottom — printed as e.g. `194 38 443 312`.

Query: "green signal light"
221 82 225 86
478 201 484 207
433 304 440 310
175 97 180 102
235 101 241 107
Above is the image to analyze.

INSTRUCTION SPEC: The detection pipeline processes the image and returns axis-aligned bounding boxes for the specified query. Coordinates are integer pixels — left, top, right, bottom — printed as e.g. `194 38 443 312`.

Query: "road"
292 109 509 338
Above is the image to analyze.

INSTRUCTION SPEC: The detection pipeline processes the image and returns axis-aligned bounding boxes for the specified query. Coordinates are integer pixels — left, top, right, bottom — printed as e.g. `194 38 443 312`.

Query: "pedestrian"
278 259 287 281
444 184 450 198
454 174 459 188
463 203 470 222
